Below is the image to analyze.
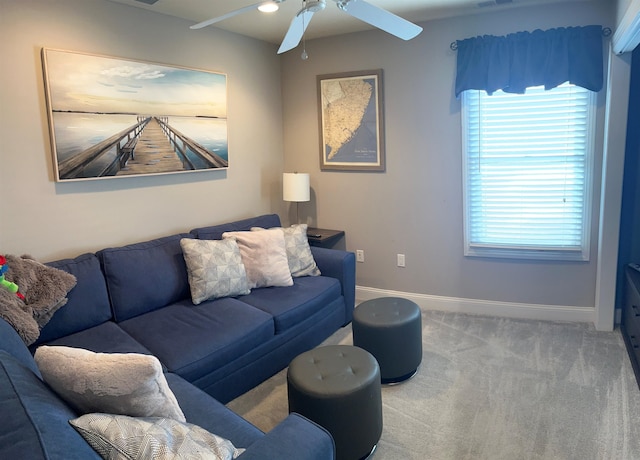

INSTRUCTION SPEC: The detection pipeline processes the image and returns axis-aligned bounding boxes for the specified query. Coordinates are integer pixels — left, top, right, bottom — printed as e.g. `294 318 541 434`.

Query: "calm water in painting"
52 112 228 175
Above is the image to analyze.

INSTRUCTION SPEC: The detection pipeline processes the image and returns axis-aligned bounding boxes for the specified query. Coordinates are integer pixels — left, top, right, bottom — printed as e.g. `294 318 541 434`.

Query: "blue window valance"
454 25 604 98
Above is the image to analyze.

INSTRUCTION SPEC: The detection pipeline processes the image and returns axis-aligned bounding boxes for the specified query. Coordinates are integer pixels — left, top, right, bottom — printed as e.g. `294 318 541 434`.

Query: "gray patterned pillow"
252 224 321 277
34 346 185 422
180 238 251 305
70 413 244 460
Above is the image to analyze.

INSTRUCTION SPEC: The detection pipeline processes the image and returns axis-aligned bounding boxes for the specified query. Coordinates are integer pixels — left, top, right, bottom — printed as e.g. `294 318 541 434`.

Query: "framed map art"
317 69 385 171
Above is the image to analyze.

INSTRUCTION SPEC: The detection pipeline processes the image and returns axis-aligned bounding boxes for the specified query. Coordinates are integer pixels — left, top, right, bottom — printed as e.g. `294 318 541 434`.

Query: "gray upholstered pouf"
353 297 422 384
287 345 382 460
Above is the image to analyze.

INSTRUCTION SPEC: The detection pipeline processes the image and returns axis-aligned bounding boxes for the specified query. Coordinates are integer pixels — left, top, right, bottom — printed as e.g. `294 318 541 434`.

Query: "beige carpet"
227 310 640 459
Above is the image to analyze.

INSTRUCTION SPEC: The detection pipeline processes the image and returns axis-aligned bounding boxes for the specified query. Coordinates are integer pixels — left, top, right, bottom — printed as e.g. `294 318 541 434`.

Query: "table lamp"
283 172 310 224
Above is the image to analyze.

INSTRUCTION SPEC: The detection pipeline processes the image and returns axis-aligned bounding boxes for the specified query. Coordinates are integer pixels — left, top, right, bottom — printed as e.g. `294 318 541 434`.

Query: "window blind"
462 83 595 260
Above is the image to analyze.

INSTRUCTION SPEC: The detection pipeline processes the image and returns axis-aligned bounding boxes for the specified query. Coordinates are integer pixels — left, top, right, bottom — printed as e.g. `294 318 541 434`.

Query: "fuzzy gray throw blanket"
0 255 76 345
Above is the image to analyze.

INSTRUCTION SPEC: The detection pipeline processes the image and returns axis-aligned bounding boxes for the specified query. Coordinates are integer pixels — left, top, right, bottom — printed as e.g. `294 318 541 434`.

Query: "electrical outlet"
397 253 406 267
356 250 365 263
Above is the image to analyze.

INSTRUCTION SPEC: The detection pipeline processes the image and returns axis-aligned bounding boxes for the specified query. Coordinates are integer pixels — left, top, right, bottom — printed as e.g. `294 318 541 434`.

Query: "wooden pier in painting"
117 118 183 176
56 116 227 180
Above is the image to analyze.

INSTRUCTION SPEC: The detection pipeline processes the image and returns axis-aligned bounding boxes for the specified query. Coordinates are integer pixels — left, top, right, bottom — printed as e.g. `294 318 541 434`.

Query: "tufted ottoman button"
353 297 422 384
287 345 382 460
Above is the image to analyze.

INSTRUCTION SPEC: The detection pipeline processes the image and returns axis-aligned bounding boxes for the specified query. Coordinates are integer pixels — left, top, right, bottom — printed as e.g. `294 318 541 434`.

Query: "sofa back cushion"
36 253 112 344
0 317 41 377
0 351 100 459
98 234 192 322
190 214 281 240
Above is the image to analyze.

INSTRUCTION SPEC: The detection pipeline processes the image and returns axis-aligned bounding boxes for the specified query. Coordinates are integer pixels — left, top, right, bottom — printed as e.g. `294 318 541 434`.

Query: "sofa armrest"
238 413 335 460
311 247 355 324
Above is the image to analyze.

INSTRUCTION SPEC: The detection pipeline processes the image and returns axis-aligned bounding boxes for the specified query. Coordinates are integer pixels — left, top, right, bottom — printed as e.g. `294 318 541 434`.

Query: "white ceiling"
105 0 593 44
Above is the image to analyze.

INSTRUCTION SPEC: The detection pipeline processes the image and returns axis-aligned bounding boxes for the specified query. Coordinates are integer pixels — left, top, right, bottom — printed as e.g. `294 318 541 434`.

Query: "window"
461 83 596 261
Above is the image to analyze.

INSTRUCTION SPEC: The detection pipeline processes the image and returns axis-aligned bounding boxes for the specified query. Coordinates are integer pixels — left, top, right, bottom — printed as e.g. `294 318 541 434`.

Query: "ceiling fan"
190 0 423 55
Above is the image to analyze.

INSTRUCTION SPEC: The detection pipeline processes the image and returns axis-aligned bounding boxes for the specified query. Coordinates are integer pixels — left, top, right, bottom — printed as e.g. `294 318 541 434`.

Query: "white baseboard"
356 286 596 324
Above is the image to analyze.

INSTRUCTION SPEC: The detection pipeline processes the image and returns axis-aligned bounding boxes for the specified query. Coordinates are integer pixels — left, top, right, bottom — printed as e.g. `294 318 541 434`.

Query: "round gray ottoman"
287 345 382 460
353 297 422 384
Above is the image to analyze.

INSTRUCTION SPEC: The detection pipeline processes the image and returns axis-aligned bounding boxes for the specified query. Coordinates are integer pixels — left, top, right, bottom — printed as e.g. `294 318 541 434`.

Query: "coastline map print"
42 48 228 181
317 69 385 171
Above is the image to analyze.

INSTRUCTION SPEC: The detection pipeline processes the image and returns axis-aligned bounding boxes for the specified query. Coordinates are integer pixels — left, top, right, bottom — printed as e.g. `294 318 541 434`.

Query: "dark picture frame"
317 69 385 171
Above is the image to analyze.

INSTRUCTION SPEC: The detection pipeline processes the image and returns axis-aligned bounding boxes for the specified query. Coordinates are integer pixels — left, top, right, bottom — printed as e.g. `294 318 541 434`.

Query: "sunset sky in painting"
43 49 227 118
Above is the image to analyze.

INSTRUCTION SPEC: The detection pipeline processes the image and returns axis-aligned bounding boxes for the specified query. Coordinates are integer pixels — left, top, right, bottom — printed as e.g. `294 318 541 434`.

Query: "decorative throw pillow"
0 287 40 345
70 413 244 460
180 238 251 305
252 224 321 278
3 254 77 328
222 229 293 289
34 346 185 422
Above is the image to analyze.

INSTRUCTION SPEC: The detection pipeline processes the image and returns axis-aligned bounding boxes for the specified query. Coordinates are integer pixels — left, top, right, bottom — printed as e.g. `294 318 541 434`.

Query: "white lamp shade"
283 173 310 202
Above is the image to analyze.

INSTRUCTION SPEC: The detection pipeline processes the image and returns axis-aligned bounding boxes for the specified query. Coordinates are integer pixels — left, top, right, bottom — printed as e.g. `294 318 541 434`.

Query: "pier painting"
42 48 228 181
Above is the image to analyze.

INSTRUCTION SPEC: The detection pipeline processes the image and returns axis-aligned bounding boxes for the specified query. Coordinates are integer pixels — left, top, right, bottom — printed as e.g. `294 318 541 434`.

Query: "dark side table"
307 227 345 248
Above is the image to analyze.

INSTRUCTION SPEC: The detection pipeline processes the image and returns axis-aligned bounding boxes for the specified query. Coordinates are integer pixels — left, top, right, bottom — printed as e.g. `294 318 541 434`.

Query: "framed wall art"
317 69 385 171
41 48 228 181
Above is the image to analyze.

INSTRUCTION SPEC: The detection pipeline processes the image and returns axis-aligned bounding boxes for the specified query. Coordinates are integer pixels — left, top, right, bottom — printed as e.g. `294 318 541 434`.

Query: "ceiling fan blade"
338 0 422 40
277 9 315 54
190 1 282 30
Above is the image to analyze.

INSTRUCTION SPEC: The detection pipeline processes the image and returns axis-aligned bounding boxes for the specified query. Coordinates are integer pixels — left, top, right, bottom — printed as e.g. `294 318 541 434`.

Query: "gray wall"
281 1 613 310
0 0 628 324
0 0 285 261
617 0 636 23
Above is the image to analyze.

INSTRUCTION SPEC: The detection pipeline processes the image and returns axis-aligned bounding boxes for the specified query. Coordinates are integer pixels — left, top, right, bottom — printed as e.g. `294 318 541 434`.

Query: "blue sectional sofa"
0 214 356 459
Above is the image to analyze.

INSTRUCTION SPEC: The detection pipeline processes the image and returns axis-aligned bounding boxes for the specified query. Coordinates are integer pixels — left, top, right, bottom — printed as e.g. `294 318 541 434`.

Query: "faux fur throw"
0 255 76 345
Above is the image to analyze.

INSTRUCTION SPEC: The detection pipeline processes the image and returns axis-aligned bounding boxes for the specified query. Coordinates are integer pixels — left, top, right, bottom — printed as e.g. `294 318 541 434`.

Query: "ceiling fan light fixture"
304 0 326 13
258 1 280 13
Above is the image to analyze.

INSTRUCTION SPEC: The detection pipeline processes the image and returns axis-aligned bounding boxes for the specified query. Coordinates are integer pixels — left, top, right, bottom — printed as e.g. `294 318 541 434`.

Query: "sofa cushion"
180 238 250 305
0 317 41 377
35 346 185 421
223 229 293 289
190 214 282 240
118 297 274 382
191 295 346 404
40 320 157 357
165 373 263 448
37 253 112 344
0 351 99 459
239 276 342 333
70 413 244 460
98 234 192 322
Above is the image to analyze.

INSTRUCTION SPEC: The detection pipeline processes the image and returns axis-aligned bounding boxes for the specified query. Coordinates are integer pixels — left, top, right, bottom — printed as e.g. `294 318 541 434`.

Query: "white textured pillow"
70 413 244 460
34 346 185 422
180 238 251 305
252 225 321 277
222 229 293 289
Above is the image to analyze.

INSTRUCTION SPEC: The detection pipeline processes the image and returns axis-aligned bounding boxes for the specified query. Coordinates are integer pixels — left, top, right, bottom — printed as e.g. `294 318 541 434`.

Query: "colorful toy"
0 255 25 301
